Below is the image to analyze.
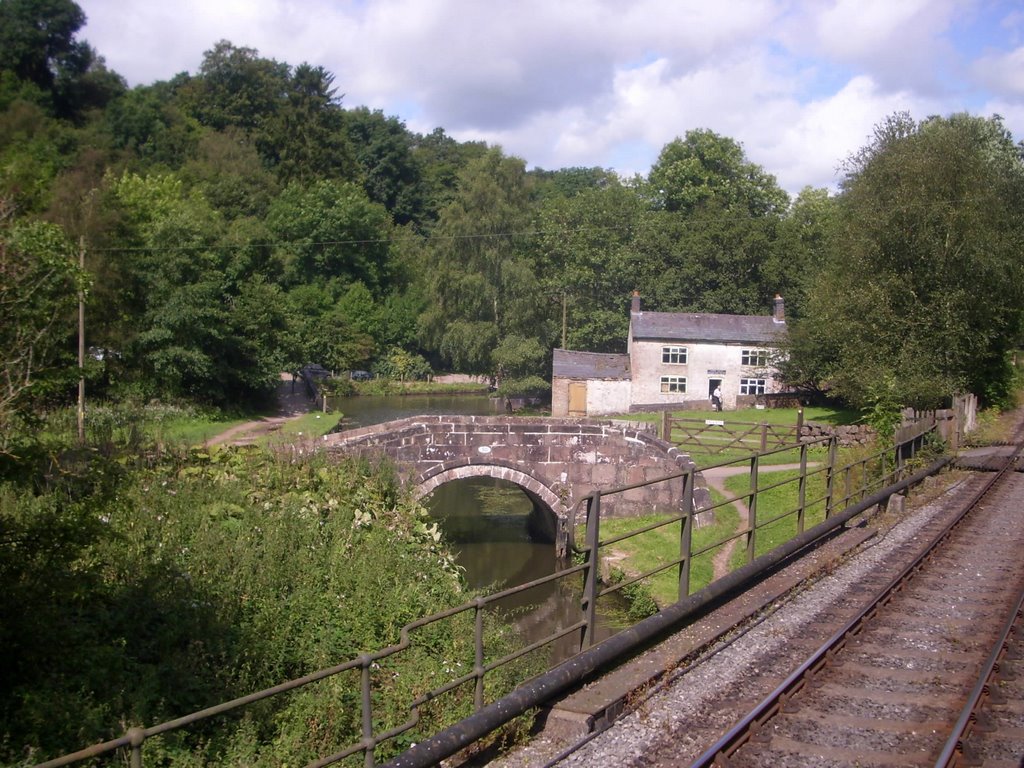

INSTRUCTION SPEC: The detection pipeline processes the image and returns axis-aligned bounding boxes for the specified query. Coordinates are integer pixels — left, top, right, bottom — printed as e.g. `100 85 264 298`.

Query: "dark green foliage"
0 208 84 446
267 179 395 291
0 0 124 120
344 107 425 226
374 347 433 382
783 113 1024 409
419 148 555 377
0 444 519 765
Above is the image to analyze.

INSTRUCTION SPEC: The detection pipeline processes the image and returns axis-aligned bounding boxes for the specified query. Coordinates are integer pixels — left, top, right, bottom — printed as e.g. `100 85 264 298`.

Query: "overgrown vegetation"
0 438 529 766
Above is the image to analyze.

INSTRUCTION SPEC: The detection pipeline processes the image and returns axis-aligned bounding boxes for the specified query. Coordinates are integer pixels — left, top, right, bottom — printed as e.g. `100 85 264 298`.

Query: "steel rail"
934 580 1024 767
689 447 1020 768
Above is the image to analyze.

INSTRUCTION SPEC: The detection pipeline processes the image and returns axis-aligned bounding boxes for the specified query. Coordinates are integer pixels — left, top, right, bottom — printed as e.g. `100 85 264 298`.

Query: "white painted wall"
586 379 632 415
629 340 782 409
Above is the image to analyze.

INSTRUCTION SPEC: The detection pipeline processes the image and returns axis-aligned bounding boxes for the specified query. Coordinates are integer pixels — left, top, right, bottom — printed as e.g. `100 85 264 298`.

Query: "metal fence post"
746 454 759 563
128 727 144 768
797 440 808 534
580 493 602 650
361 655 375 768
678 468 695 600
825 435 837 517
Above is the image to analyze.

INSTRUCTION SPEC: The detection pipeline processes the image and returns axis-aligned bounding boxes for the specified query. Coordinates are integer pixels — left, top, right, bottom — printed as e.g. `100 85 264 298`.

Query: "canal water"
331 393 495 429
334 394 624 658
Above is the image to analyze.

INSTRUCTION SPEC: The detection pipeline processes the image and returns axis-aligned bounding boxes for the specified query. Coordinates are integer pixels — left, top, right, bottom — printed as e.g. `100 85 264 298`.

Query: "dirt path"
702 463 815 580
205 374 316 447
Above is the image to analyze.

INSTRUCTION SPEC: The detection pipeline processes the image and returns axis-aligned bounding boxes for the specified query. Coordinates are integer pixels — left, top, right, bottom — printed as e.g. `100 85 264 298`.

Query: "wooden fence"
661 410 805 454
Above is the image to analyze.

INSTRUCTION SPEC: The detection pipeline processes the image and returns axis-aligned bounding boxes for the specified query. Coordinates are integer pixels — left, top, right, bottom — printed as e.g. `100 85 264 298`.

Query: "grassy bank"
619 405 860 466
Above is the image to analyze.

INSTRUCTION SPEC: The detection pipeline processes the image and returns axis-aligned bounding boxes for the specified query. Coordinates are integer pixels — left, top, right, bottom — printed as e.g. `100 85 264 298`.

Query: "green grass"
723 468 829 571
621 405 861 428
583 487 741 609
258 411 344 443
156 413 252 446
618 405 860 467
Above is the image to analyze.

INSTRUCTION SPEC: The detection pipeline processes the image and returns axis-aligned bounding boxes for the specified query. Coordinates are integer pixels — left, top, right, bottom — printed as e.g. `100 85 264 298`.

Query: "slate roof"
630 311 786 345
552 349 631 380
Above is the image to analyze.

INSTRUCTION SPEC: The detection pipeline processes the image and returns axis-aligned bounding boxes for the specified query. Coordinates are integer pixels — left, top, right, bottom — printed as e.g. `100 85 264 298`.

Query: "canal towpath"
702 463 817 580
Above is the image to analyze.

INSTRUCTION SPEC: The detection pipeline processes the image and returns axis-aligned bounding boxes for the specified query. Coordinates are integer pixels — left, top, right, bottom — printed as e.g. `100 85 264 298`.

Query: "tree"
0 0 124 118
183 40 290 133
0 0 86 91
266 179 395 292
534 179 645 351
343 107 424 226
411 127 489 227
105 81 199 169
530 166 617 202
633 198 783 316
648 130 789 216
0 199 83 445
784 113 1024 409
418 148 553 378
374 347 431 382
261 63 355 184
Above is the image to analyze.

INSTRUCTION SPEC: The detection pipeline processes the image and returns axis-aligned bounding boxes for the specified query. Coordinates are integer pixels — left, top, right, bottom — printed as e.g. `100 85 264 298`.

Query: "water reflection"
425 476 620 661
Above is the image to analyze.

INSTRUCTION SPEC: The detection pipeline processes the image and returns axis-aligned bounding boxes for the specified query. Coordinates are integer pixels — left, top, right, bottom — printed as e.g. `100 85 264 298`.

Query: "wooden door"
568 381 587 416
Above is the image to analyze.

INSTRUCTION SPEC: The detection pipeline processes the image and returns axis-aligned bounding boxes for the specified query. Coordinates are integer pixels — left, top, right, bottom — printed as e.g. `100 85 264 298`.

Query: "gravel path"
204 374 315 446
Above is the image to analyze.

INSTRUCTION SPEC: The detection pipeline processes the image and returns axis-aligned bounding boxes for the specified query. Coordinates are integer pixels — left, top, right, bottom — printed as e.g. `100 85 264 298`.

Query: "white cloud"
78 0 1024 193
973 47 1024 98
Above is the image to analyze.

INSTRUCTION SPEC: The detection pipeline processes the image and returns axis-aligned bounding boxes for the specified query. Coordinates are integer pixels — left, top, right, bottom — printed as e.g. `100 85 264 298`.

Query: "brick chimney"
773 294 785 323
631 290 641 314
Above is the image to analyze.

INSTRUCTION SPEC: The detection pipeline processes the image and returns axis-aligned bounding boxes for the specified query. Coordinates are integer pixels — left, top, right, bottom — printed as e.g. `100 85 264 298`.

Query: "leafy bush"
1 446 527 766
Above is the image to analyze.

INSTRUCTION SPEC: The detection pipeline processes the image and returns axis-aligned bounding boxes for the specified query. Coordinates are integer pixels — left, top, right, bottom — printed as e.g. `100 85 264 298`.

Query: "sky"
78 0 1024 196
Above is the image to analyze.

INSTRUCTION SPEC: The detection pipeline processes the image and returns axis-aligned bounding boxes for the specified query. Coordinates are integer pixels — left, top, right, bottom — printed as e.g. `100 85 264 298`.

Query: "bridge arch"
413 459 568 553
323 415 702 557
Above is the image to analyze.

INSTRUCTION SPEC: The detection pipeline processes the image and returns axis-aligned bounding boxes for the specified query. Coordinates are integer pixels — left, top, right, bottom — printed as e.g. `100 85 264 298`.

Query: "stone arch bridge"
321 416 701 556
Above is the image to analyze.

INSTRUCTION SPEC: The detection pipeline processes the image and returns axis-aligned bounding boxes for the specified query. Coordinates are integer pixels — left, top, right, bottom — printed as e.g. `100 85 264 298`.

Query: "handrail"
35 421 945 768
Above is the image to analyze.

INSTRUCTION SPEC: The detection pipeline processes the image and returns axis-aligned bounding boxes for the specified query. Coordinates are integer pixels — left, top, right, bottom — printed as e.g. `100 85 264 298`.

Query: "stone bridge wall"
323 416 700 553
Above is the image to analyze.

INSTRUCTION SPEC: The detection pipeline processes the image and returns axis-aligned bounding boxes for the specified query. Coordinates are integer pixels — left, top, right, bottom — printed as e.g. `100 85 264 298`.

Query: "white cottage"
552 293 787 416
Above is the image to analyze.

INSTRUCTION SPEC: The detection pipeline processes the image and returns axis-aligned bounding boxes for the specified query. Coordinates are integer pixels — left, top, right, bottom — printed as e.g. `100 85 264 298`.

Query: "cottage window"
741 349 768 367
662 346 687 365
660 376 687 393
740 378 766 395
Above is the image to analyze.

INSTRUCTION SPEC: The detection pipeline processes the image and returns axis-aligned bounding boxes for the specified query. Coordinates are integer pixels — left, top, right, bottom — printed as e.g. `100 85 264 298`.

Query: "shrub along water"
1 442 524 765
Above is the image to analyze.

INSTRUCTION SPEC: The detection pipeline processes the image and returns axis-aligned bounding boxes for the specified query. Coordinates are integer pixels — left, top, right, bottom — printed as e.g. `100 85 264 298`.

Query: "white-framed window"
741 349 769 367
662 346 687 364
740 378 766 395
660 376 687 393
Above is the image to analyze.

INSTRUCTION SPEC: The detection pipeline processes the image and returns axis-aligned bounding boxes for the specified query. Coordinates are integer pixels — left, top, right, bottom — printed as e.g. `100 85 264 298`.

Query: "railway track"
691 446 1024 768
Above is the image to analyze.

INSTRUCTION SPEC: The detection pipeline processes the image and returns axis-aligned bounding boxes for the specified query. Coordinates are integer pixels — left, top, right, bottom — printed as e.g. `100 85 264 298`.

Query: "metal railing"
36 420 944 768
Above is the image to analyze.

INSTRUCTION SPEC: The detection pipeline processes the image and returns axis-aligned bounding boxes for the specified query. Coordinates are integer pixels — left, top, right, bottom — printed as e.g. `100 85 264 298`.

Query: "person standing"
712 385 723 412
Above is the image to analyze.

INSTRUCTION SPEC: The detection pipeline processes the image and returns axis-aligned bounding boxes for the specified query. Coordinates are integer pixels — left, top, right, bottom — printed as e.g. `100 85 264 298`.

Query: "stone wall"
799 421 876 446
324 416 703 555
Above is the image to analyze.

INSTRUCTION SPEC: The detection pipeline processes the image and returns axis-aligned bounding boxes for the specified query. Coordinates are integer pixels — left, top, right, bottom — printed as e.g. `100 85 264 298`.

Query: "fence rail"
661 411 804 454
37 417 947 768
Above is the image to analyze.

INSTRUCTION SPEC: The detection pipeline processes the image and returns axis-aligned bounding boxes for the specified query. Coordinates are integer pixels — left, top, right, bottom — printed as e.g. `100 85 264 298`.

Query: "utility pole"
77 236 85 444
561 292 567 349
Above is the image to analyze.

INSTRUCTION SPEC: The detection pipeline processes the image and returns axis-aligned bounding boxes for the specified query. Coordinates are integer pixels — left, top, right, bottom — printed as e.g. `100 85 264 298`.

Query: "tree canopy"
781 113 1024 408
0 0 1020 417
